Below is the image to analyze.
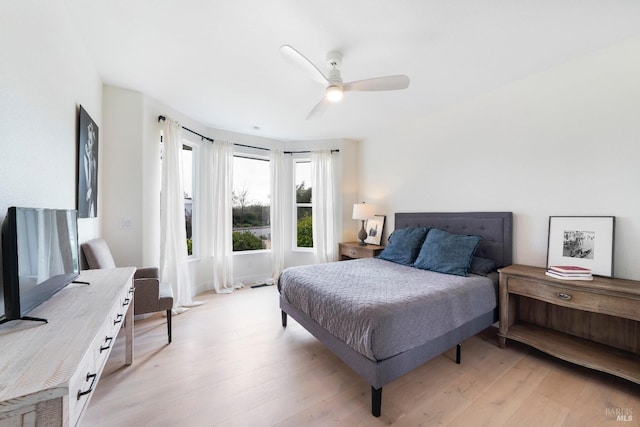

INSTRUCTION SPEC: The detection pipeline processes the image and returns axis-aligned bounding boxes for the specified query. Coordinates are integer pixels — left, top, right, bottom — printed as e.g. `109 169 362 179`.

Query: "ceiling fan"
280 44 410 119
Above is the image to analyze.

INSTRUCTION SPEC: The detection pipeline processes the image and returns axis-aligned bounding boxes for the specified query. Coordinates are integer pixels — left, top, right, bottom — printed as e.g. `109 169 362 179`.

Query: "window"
295 159 312 248
232 155 270 251
182 144 195 256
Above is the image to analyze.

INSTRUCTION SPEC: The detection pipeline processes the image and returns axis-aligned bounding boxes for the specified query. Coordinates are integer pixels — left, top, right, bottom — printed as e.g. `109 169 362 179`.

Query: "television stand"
20 315 47 323
0 267 135 426
0 315 48 325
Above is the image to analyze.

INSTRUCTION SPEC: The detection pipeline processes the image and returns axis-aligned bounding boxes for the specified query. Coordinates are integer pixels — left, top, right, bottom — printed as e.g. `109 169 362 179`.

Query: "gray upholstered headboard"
395 212 513 268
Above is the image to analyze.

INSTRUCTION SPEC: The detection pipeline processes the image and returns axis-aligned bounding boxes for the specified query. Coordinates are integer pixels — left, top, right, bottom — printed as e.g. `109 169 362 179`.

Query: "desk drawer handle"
122 297 131 307
100 336 114 352
556 292 572 301
113 313 123 325
77 372 97 400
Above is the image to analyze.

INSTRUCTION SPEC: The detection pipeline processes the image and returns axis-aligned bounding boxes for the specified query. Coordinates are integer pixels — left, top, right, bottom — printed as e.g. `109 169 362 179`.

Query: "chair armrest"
133 277 160 315
134 267 159 280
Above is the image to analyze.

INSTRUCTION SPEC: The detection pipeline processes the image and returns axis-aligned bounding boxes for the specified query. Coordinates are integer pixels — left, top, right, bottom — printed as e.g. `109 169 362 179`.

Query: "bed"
278 212 513 417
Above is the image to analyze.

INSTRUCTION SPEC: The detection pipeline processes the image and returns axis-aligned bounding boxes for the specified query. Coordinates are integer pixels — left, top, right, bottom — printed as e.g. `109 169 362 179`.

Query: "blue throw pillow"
377 226 429 265
413 228 482 276
469 256 497 276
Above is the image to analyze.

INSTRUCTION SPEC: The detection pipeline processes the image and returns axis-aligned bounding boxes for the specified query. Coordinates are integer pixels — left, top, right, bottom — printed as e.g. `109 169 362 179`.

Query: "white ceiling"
64 0 640 142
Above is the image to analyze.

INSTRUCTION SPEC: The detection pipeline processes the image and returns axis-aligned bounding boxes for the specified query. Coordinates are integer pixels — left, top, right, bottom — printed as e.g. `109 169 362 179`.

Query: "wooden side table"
498 264 640 384
338 242 385 261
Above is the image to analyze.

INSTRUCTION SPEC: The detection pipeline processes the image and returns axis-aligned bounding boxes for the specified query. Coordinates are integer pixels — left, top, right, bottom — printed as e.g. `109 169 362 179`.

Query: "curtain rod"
158 115 213 142
158 115 339 155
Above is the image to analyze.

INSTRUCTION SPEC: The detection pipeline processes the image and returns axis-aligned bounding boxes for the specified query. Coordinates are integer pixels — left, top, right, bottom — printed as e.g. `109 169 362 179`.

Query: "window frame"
182 141 198 258
293 156 313 251
231 151 271 253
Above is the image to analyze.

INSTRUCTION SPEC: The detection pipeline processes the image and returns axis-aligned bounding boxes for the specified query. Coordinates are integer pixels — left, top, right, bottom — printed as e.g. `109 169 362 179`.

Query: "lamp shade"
352 203 375 220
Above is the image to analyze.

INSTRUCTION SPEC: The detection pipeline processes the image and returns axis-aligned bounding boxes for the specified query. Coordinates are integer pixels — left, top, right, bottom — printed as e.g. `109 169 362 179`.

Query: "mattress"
279 257 497 361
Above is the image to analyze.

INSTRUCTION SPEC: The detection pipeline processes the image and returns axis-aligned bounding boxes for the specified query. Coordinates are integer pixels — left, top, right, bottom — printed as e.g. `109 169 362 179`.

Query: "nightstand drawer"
338 242 384 260
507 276 640 320
341 245 366 259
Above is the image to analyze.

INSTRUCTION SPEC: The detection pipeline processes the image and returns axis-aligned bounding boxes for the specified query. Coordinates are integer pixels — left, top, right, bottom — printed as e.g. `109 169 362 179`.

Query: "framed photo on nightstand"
546 216 615 277
364 215 385 245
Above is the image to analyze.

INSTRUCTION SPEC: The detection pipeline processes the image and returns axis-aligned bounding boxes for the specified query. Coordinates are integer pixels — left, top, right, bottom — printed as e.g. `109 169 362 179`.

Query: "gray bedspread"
279 258 496 361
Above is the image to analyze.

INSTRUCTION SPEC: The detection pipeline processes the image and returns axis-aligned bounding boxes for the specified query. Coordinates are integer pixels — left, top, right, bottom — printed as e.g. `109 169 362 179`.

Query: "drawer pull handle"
556 292 572 301
100 336 114 352
77 372 98 400
122 297 131 307
113 313 124 325
129 287 134 294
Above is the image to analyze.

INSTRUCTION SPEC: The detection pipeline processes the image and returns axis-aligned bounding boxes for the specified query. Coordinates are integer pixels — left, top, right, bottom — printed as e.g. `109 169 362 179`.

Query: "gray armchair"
81 238 173 343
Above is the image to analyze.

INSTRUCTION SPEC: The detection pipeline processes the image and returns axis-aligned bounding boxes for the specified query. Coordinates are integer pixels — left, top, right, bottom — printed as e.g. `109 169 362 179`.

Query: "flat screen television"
1 207 80 323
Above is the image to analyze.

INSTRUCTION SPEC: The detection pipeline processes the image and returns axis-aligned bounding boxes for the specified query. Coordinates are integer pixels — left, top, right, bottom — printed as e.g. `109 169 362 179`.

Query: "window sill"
292 247 314 253
233 249 271 255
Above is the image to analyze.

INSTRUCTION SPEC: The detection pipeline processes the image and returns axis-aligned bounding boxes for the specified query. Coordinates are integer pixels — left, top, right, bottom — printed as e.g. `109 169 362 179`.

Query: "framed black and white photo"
77 105 98 218
365 215 385 245
547 216 615 277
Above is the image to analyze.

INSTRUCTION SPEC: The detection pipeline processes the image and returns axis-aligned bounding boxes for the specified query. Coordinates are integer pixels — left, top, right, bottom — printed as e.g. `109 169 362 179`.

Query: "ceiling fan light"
326 85 344 102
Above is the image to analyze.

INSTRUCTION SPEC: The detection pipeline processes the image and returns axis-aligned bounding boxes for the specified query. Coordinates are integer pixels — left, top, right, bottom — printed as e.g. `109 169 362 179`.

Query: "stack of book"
545 265 593 281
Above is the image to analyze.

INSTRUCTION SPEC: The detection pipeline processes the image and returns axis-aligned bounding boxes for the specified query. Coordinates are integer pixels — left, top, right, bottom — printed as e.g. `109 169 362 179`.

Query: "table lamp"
352 202 375 246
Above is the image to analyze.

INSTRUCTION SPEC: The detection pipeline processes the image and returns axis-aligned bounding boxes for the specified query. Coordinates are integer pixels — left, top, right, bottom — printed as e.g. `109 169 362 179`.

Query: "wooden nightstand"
338 242 385 261
498 264 640 385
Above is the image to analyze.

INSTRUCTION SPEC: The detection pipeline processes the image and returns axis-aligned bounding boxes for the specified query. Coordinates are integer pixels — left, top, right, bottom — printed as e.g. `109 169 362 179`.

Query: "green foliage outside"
232 188 270 251
296 181 313 248
233 230 265 251
187 239 193 256
233 188 270 228
297 215 313 247
232 204 270 227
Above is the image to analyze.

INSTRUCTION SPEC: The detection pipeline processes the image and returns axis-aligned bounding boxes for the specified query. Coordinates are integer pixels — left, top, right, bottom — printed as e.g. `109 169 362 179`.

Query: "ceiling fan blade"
343 75 410 92
280 45 329 87
306 97 330 120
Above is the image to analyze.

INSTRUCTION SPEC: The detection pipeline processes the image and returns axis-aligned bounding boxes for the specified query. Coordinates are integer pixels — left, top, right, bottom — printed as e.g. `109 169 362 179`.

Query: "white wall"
101 87 144 267
360 36 640 280
0 2 103 315
0 2 102 238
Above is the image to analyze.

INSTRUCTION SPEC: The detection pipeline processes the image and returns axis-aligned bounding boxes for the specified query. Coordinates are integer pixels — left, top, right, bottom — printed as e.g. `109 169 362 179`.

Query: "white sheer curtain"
311 150 339 263
205 140 238 293
270 149 286 282
159 117 194 310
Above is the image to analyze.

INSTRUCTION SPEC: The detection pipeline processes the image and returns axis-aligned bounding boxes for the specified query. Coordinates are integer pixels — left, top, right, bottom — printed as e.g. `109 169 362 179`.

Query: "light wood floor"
82 285 640 427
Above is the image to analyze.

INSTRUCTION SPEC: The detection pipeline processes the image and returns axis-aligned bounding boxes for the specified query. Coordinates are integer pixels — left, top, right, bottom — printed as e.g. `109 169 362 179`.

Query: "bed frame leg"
371 386 382 417
456 343 462 364
281 310 287 327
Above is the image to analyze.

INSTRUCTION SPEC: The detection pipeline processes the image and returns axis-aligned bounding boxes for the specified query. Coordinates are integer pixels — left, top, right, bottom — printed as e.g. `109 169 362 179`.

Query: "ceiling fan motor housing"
326 51 343 84
326 50 343 68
